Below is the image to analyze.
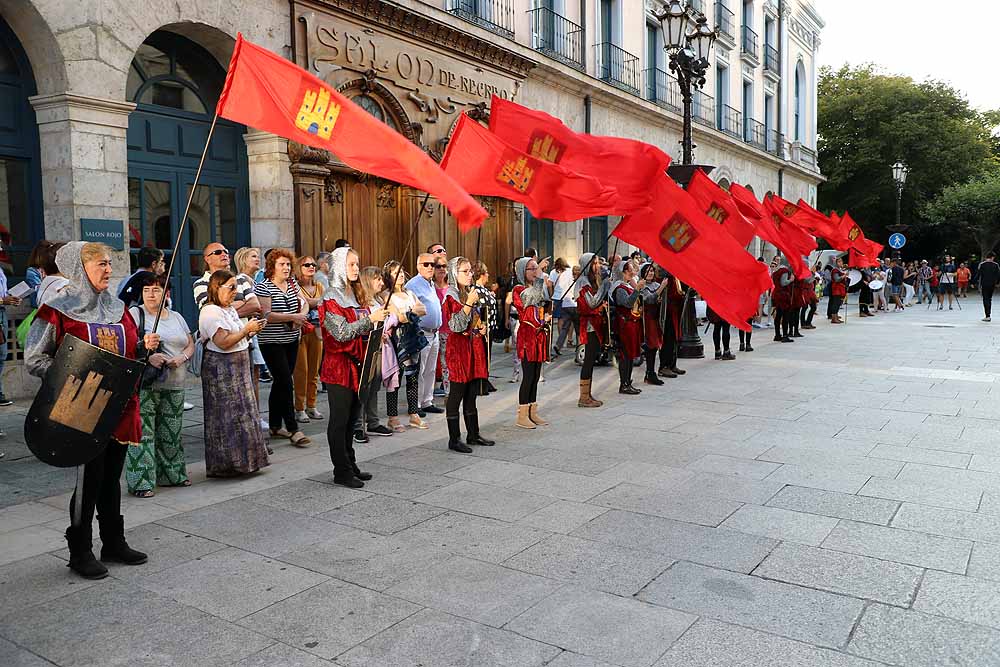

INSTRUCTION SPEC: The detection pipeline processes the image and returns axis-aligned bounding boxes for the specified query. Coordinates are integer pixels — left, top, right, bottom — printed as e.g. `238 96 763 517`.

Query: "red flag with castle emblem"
838 211 872 253
440 114 620 229
215 33 487 230
730 185 814 279
787 197 851 250
685 169 756 247
848 247 879 268
613 174 771 331
488 96 671 211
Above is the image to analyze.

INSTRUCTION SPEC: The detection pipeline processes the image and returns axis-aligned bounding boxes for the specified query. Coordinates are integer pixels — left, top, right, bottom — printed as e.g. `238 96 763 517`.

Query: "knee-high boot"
465 410 495 446
448 416 472 453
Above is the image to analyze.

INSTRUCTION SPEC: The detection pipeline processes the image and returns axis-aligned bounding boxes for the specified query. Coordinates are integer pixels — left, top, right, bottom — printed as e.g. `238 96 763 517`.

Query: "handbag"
187 335 204 378
15 309 35 349
133 307 166 389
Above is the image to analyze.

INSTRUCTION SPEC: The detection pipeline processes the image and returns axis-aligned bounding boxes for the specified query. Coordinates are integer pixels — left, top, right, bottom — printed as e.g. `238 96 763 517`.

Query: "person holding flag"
771 259 795 343
576 254 611 408
512 256 552 429
828 256 848 324
639 263 668 385
611 260 645 396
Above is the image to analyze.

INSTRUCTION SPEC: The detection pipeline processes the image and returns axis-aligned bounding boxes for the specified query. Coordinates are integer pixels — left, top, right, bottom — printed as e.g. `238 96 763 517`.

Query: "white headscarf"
324 246 359 307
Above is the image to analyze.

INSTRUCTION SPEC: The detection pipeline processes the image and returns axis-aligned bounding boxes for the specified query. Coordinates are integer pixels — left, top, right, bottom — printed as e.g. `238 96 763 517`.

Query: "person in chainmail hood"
575 252 611 407
638 262 668 385
511 256 552 429
24 241 161 579
441 256 495 452
318 246 387 487
610 258 645 395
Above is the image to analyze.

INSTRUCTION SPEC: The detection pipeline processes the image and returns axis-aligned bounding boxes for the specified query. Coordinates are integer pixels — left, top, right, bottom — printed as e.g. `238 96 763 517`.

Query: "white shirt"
199 304 248 354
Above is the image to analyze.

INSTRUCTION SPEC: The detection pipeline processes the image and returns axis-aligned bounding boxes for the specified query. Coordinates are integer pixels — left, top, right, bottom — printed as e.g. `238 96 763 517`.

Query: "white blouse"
199 304 248 354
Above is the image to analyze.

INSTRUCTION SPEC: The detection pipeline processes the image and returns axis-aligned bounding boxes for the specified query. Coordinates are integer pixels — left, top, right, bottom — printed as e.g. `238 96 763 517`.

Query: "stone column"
244 130 294 250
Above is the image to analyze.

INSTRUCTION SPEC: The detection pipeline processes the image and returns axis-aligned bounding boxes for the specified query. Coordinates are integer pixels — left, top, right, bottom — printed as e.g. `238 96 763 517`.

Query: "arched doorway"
125 29 249 324
0 15 43 279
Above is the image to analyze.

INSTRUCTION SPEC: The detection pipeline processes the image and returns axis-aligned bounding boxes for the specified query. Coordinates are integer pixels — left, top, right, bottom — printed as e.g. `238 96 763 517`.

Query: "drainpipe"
584 94 592 134
777 0 784 160
584 94 593 252
778 167 784 197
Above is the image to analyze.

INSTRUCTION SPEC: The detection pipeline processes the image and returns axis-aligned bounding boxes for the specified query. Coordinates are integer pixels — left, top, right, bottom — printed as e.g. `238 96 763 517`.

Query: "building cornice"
28 93 136 128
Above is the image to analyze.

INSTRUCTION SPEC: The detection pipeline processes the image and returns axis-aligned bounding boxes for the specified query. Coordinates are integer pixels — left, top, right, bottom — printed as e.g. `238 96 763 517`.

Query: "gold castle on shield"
50 372 112 434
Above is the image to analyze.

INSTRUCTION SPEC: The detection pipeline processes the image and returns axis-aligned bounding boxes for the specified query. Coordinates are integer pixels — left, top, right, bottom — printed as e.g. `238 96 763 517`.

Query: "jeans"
0 308 7 395
554 306 578 350
917 282 932 302
416 330 439 409
354 366 382 431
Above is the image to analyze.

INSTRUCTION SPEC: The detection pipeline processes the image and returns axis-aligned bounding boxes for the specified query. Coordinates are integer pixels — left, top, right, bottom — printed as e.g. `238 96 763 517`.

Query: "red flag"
792 198 850 250
867 239 885 258
216 34 486 230
686 169 756 247
838 212 871 253
848 247 878 268
440 114 619 228
730 185 815 279
614 175 771 331
488 96 670 211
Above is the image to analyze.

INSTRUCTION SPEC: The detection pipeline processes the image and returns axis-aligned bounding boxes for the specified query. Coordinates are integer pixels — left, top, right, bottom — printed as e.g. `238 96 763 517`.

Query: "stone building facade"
0 0 823 396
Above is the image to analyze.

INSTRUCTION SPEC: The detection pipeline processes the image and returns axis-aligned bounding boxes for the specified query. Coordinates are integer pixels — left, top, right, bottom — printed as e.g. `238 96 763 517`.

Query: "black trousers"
519 360 542 404
739 321 752 347
773 308 787 338
446 380 480 420
387 372 420 417
617 350 634 387
789 307 801 335
70 441 127 533
327 385 359 480
580 336 600 381
659 322 678 371
801 302 817 325
644 349 658 377
984 284 996 318
260 341 300 432
712 322 731 352
828 295 843 319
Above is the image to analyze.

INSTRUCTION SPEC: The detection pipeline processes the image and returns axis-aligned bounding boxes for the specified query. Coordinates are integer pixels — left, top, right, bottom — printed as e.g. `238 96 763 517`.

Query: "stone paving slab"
821 519 972 573
719 504 839 546
913 569 1000 629
766 485 900 525
892 502 1000 543
858 476 983 512
587 482 743 526
317 493 447 535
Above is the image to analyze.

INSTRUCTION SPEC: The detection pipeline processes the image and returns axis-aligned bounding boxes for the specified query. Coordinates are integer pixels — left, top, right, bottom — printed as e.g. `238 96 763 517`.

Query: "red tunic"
613 284 644 360
35 304 141 445
442 294 489 383
512 285 548 363
831 268 848 297
576 284 606 346
771 268 793 309
793 280 812 308
319 299 370 390
665 277 684 338
643 304 663 350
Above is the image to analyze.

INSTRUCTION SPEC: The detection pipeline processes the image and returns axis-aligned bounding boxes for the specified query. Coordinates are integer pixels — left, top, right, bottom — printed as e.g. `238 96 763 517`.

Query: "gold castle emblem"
497 156 535 194
772 214 783 228
49 372 112 435
295 87 341 140
705 203 729 224
660 213 697 253
94 326 121 354
847 225 861 241
783 203 797 217
528 131 565 163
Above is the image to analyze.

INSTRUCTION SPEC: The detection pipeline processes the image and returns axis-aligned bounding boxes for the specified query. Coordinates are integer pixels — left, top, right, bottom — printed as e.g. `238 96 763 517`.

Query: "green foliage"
817 64 999 255
926 174 1000 256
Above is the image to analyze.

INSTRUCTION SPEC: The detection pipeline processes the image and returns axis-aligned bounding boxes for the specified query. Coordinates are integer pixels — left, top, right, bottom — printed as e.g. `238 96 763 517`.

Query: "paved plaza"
4 298 1000 665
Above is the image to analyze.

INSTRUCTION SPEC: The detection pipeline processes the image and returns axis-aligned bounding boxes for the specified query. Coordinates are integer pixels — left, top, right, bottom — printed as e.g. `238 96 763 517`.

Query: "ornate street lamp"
889 160 910 258
655 1 718 358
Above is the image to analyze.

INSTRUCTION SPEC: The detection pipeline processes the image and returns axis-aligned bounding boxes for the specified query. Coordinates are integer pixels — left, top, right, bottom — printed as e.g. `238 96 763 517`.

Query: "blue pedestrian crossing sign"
888 233 906 249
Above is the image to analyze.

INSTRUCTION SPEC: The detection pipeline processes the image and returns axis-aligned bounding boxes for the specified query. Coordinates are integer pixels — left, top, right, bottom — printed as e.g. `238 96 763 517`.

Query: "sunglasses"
221 284 238 291
419 262 435 268
434 264 447 269
301 262 317 268
431 248 447 254
205 248 229 257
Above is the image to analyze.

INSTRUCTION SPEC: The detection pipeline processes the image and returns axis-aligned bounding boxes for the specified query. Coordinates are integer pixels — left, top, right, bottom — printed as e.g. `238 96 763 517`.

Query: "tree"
817 65 999 259
926 174 1000 258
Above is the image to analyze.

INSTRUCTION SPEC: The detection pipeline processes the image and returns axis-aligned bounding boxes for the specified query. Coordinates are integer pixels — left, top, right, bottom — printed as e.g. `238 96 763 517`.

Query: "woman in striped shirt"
253 248 310 446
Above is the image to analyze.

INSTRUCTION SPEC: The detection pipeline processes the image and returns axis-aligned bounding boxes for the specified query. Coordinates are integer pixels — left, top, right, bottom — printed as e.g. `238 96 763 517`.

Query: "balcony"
764 44 780 76
744 117 766 150
767 129 784 158
741 25 759 63
715 2 735 45
596 42 640 96
528 7 584 70
719 103 741 138
447 0 514 39
644 68 681 113
693 89 715 127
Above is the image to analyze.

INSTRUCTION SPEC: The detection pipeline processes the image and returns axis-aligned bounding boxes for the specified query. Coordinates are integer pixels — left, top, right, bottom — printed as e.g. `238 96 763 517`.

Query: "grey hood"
45 241 124 324
577 253 596 291
324 246 359 307
514 257 532 286
445 256 465 302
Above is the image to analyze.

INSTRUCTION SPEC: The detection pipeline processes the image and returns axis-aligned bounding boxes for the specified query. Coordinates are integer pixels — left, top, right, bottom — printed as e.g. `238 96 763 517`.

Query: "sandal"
131 489 155 498
409 416 429 430
388 418 406 433
290 431 312 447
270 428 292 439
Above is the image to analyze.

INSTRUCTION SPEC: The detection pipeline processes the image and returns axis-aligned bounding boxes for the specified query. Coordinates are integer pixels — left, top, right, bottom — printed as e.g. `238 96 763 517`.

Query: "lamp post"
655 0 718 358
889 160 909 259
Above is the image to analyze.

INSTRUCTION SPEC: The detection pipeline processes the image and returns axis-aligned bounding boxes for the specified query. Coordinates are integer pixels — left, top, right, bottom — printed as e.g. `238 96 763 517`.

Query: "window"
586 217 609 254
524 210 554 260
352 94 401 132
715 64 729 126
126 32 224 116
600 0 614 44
794 60 806 142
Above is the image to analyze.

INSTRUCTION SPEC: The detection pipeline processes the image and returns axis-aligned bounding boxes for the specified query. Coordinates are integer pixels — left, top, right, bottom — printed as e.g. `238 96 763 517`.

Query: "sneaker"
984 317 991 322
353 430 369 444
433 387 447 397
422 405 444 414
182 401 194 411
295 410 310 423
368 425 393 437
260 418 269 431
0 394 13 407
306 407 324 420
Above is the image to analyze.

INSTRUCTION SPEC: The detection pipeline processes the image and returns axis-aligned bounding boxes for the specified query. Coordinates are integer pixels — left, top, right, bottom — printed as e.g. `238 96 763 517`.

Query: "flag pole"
151 111 221 334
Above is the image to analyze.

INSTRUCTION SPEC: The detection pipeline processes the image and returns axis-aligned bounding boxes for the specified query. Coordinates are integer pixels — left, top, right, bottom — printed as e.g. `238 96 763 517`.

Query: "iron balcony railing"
764 44 779 74
693 89 715 127
742 25 759 59
528 7 584 70
767 129 784 157
644 68 681 112
715 2 735 42
596 42 641 95
745 117 766 149
801 145 818 167
447 0 515 39
719 103 742 138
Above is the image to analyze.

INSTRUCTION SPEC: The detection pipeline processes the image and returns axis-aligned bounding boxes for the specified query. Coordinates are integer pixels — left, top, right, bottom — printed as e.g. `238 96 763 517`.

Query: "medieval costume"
658 270 686 378
24 242 148 579
319 247 375 488
828 264 847 324
512 257 551 429
442 257 495 452
611 260 643 395
771 264 795 343
707 307 735 360
800 274 819 328
576 253 610 407
638 262 666 385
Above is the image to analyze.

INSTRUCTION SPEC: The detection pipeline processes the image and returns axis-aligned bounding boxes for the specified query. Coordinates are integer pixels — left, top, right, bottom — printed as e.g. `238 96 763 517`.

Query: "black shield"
25 334 143 468
357 324 384 410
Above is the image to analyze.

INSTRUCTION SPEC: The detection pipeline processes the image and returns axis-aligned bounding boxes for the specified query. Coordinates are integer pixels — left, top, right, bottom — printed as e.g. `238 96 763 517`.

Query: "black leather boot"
65 526 108 579
448 416 472 453
98 515 147 565
464 411 495 446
